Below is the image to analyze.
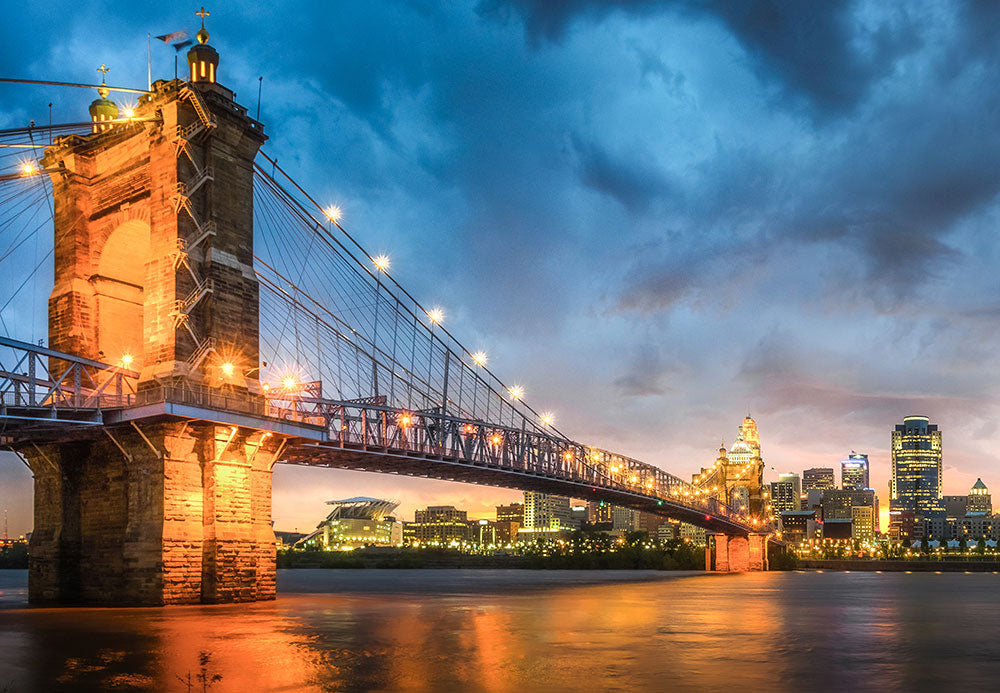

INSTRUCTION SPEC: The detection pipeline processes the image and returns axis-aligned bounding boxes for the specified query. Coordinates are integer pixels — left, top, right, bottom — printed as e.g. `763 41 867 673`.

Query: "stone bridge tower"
22 17 287 605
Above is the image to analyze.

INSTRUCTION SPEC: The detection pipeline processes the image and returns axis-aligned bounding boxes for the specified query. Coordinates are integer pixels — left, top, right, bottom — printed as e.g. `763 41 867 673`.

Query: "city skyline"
3 3 1000 538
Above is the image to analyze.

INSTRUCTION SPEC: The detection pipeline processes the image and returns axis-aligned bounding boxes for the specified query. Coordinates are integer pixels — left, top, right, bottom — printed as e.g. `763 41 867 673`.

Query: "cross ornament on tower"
197 6 210 26
97 64 110 84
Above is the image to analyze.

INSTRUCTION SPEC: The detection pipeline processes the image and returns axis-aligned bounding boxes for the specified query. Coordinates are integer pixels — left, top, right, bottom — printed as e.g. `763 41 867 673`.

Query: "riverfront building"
523 492 575 530
406 506 471 544
890 416 944 518
821 489 878 541
968 479 992 514
495 503 524 545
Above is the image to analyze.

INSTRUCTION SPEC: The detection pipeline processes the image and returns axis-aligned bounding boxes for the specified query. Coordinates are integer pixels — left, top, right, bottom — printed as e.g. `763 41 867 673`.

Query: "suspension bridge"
0 13 771 605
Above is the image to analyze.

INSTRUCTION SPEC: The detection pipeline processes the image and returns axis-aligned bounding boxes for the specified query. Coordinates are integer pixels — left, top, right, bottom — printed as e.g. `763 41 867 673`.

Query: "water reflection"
2 569 1000 691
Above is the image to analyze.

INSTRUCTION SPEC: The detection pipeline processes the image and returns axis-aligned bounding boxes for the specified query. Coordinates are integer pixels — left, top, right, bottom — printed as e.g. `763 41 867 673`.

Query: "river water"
2 568 999 691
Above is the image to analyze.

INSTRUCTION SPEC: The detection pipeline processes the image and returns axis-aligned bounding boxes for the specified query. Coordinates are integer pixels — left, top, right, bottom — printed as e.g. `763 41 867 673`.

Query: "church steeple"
186 7 219 84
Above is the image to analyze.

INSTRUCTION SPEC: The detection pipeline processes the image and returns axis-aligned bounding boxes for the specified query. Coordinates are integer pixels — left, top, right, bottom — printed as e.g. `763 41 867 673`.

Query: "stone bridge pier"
22 422 288 605
706 533 769 572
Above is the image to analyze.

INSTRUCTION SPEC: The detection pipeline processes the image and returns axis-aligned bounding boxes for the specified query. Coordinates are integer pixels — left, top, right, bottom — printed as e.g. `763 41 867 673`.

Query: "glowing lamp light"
221 362 235 376
324 204 342 222
282 376 297 389
471 350 487 367
398 413 412 427
123 108 135 118
373 254 390 272
490 434 503 446
508 385 524 400
540 412 554 426
261 383 270 392
563 451 573 461
427 307 444 324
21 161 37 176
120 353 133 367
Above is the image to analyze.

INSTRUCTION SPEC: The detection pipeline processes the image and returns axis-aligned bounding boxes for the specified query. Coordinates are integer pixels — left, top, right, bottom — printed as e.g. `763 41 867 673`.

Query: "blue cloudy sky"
2 1 1000 534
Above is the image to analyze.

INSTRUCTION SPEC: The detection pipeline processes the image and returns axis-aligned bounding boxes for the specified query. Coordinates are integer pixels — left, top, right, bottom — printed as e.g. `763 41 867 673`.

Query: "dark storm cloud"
486 0 920 112
570 134 676 214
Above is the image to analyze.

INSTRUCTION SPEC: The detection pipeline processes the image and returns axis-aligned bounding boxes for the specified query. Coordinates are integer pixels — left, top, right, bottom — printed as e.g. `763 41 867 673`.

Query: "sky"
2 0 1000 536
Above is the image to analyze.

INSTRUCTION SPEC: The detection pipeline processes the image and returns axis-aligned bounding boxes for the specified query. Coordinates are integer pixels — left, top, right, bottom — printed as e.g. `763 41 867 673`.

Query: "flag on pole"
156 30 192 51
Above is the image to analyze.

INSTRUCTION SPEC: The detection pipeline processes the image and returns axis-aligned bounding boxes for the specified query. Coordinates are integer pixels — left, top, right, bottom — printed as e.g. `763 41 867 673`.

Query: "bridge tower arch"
21 18 285 605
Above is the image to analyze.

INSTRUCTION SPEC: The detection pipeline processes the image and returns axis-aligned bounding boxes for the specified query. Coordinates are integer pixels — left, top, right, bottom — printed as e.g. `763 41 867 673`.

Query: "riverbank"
800 559 1000 572
278 543 707 570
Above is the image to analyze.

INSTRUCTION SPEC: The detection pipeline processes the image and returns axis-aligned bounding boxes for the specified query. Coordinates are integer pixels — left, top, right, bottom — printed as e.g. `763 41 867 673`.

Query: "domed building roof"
972 478 988 492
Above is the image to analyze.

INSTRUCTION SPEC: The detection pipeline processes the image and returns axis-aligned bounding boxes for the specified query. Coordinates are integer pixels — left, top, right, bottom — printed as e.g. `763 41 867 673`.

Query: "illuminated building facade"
803 468 836 491
588 500 614 524
968 479 991 514
497 503 524 523
851 505 875 542
473 520 496 546
298 497 403 549
495 503 523 544
890 416 944 518
405 506 471 544
779 510 817 543
524 492 573 530
770 473 801 514
679 523 706 543
841 453 870 490
822 489 878 541
611 506 638 532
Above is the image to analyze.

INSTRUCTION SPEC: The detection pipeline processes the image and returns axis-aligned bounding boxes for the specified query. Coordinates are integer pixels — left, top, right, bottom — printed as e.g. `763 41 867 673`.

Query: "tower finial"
196 7 211 44
96 64 110 98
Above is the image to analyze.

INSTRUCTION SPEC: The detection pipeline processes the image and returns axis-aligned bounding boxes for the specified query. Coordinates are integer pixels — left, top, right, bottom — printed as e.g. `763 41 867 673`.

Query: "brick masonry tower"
22 14 289 605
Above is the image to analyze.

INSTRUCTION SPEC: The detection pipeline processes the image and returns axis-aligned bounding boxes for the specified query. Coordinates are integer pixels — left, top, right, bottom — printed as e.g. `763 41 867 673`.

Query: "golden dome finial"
96 64 110 98
196 6 211 43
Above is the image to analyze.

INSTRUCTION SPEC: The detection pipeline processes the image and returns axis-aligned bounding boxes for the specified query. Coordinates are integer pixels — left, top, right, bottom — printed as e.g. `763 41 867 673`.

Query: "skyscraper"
803 468 836 491
770 473 801 514
841 453 870 490
890 416 944 518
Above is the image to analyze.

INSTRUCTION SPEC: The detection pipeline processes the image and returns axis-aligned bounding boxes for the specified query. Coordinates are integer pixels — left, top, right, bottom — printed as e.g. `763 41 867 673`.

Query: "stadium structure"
296 497 404 549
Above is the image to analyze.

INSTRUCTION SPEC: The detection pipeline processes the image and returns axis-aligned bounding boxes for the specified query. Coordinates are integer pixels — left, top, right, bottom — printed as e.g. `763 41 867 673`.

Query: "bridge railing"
134 381 269 417
0 336 138 415
266 395 755 528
